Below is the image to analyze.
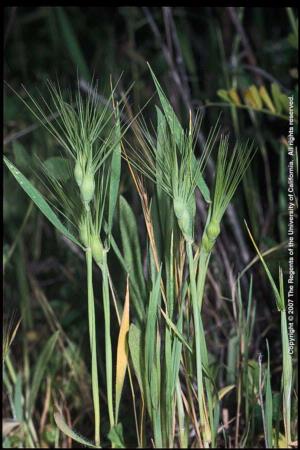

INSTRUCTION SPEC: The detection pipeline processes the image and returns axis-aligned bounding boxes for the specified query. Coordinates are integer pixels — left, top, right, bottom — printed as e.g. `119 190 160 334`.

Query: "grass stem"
86 247 101 446
187 241 206 444
101 252 115 430
196 248 211 311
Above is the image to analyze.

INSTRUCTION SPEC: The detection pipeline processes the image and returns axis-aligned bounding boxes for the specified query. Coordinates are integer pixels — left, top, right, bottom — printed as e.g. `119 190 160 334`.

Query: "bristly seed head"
211 135 256 225
11 78 126 250
201 135 256 253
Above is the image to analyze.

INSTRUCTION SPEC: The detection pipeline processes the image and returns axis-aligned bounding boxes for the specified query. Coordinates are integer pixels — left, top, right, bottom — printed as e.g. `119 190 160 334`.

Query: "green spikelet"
201 233 213 253
81 169 95 206
174 197 194 243
79 218 89 247
74 159 84 187
91 234 104 266
207 218 220 241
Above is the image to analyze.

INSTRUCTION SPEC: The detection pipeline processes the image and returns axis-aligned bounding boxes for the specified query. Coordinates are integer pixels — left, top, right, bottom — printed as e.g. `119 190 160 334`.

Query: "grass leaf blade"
4 157 82 248
54 412 101 448
29 331 59 417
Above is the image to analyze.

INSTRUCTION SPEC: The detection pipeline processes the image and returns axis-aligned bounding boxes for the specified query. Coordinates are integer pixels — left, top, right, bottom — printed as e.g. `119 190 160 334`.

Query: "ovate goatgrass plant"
124 66 257 447
124 75 219 445
5 79 126 447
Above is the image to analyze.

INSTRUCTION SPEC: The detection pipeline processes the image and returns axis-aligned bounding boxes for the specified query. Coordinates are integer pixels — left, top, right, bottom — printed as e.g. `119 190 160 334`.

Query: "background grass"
3 6 298 448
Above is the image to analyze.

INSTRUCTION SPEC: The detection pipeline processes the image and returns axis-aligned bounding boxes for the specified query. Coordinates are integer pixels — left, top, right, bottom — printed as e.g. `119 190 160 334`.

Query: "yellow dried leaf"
228 88 241 106
115 277 130 420
243 88 257 109
249 85 263 110
259 86 276 113
218 384 235 400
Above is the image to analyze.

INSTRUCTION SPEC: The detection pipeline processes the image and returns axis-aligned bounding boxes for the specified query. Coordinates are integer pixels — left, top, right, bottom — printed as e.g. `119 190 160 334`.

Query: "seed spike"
202 135 257 253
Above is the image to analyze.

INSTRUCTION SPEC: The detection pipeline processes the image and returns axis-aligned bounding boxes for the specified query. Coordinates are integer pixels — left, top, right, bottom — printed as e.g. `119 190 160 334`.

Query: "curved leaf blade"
54 412 101 448
115 278 130 421
4 157 82 248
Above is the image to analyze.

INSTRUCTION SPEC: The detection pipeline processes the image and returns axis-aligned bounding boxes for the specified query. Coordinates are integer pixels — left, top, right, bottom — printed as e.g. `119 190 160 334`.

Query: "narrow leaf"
107 423 125 448
29 332 59 416
4 157 82 248
128 323 144 395
119 196 146 320
245 221 283 310
54 412 101 448
108 103 121 235
160 309 192 353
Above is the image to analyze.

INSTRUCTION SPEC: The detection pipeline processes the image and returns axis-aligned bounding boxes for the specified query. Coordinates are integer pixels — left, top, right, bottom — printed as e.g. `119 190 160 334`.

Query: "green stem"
86 247 100 446
286 7 298 35
187 241 206 443
101 252 115 429
176 379 188 448
196 248 211 311
197 243 221 446
281 310 292 445
5 354 17 384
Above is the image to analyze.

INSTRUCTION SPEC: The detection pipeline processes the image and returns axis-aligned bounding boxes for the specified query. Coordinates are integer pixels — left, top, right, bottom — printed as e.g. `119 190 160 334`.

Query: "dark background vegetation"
3 6 298 448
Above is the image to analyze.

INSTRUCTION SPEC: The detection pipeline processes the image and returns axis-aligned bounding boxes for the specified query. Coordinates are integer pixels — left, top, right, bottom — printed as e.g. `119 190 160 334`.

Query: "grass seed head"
202 135 256 253
211 135 256 224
